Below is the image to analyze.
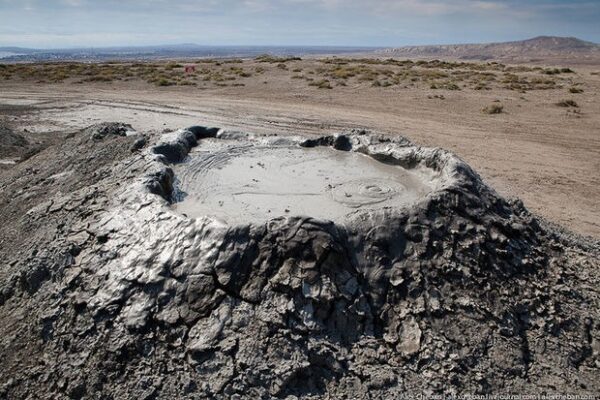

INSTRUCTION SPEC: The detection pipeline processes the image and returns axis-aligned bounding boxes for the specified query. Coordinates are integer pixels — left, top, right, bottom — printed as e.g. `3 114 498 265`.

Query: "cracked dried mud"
1 123 598 399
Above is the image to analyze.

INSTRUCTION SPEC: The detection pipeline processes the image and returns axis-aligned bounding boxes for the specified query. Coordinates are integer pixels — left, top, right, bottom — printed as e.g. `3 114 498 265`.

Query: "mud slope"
0 125 598 399
0 123 28 161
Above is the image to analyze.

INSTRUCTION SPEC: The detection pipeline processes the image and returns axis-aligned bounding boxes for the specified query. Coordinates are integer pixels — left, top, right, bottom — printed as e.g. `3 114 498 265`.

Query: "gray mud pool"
172 139 437 224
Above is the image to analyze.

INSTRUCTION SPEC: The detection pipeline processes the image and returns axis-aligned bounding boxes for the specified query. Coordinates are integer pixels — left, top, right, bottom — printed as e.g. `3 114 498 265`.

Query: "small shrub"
543 68 561 75
556 99 578 107
309 79 332 89
482 104 504 114
84 75 113 83
358 71 378 81
330 66 358 79
157 78 174 87
165 62 183 70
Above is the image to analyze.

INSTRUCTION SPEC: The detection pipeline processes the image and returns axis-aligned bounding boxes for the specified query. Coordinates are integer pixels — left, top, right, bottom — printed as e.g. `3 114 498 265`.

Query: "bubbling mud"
172 138 438 224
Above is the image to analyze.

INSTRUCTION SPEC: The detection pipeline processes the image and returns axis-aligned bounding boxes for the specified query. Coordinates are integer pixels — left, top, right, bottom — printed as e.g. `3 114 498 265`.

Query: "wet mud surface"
173 138 437 223
0 124 599 399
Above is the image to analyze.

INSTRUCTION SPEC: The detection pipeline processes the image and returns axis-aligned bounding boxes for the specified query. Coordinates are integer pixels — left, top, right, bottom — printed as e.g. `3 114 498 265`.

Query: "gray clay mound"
0 125 598 399
0 123 29 161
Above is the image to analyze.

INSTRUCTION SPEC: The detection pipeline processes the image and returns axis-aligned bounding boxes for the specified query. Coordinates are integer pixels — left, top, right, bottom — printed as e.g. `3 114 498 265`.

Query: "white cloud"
61 0 83 6
0 0 598 47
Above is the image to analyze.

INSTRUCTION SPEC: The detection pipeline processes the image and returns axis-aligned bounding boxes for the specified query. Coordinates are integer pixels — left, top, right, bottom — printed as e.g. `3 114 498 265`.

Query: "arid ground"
1 57 598 237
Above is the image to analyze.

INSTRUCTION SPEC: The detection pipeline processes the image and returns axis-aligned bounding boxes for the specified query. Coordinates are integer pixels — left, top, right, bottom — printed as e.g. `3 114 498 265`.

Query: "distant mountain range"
1 37 599 63
0 44 379 62
380 36 600 63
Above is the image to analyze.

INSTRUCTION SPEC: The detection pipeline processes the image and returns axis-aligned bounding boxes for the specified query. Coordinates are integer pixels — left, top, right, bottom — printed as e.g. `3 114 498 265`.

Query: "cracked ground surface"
0 123 598 399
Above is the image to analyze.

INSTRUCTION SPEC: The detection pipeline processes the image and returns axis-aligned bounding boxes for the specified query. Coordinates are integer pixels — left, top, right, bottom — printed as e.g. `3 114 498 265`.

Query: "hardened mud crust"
0 124 598 399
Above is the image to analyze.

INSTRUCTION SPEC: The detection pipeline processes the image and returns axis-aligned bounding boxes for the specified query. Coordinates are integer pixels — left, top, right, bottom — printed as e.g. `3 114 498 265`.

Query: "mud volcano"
2 125 598 399
172 136 439 223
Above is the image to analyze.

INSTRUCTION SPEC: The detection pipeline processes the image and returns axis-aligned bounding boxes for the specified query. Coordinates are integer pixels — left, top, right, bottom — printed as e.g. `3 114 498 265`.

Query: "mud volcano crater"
13 124 597 399
170 131 441 224
115 126 555 396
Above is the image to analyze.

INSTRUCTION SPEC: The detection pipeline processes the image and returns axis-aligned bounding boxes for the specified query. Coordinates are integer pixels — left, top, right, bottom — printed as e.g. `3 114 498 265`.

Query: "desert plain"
1 55 599 237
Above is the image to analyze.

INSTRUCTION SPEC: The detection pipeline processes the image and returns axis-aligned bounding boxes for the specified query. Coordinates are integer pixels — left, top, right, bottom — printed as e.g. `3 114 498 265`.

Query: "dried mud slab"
0 125 598 399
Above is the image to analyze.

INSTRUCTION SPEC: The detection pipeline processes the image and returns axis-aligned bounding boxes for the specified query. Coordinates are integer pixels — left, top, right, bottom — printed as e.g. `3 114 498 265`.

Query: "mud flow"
172 139 437 223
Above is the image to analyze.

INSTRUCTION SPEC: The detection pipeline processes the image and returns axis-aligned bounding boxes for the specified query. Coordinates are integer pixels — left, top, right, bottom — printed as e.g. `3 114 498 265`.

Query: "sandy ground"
0 61 599 237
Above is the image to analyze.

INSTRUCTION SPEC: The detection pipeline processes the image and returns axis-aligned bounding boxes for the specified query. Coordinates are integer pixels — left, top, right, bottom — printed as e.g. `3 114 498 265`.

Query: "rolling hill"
381 36 600 64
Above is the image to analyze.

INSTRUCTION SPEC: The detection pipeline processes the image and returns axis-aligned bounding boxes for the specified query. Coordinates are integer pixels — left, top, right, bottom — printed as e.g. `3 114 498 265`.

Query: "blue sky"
0 0 598 48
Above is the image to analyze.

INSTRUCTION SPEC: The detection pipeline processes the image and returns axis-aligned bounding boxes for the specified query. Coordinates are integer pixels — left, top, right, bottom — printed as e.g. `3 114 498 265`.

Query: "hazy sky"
0 0 598 48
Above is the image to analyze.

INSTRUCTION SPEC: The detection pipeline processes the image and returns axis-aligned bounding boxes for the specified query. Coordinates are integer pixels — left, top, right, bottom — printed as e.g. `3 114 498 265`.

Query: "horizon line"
1 35 598 52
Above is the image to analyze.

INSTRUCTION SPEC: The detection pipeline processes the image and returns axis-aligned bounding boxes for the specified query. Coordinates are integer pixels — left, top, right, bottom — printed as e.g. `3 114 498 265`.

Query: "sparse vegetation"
542 67 574 75
255 54 302 63
165 62 183 70
82 75 114 83
0 58 584 94
156 78 174 87
309 79 332 89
